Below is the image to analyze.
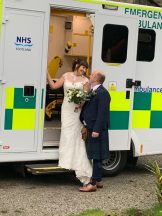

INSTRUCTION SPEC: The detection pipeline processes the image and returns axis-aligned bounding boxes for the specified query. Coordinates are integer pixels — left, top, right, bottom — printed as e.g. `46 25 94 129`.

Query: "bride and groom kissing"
47 59 111 192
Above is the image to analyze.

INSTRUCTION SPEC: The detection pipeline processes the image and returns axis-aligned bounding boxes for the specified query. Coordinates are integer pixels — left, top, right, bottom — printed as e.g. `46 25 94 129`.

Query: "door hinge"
2 16 9 24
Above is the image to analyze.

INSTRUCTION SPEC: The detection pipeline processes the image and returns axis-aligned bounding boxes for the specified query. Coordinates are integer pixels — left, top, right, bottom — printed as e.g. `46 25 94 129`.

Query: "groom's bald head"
90 70 105 84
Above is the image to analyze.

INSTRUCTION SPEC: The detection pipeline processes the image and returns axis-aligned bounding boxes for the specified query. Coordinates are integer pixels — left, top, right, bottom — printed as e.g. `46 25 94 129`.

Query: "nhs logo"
15 36 33 51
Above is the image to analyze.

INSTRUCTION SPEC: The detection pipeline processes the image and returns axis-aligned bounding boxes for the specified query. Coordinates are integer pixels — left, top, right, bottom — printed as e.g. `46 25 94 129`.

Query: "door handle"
0 79 6 84
126 79 141 88
126 90 130 99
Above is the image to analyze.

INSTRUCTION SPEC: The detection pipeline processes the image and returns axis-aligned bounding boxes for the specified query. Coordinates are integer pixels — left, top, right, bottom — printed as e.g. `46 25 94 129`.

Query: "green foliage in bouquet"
67 88 88 104
146 161 162 204
66 88 96 105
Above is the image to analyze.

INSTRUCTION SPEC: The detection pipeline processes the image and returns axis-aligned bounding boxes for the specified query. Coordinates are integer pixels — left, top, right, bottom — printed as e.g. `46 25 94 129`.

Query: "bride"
47 59 92 185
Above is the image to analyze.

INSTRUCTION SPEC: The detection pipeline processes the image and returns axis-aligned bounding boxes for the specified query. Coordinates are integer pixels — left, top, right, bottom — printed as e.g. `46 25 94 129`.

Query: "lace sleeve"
63 72 72 81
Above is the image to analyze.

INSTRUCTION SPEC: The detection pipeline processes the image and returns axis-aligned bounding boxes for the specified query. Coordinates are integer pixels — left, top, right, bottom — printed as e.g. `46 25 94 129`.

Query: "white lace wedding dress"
58 72 92 184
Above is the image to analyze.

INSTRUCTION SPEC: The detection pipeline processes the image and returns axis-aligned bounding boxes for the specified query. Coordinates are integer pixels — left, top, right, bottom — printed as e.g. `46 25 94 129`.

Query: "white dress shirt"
92 84 101 91
83 84 101 126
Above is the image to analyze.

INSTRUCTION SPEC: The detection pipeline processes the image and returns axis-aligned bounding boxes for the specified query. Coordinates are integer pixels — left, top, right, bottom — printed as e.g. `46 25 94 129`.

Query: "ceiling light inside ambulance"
102 4 118 10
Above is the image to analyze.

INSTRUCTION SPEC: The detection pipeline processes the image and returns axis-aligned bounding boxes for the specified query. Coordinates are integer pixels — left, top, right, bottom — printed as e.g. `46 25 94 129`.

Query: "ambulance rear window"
137 29 156 62
101 24 128 64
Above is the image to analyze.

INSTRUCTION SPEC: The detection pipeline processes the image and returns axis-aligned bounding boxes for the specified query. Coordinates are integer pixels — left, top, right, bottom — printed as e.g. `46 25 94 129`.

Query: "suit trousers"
91 159 102 185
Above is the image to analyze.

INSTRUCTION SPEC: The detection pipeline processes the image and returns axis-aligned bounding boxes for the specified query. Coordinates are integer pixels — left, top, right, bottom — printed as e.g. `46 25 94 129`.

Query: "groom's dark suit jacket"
80 85 111 160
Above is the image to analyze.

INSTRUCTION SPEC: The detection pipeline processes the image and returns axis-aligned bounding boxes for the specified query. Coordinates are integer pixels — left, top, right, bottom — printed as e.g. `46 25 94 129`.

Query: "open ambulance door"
0 8 45 153
92 11 139 175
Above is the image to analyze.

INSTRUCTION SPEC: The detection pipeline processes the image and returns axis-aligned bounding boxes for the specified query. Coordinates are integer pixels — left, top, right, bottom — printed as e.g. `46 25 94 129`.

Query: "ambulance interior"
43 9 93 148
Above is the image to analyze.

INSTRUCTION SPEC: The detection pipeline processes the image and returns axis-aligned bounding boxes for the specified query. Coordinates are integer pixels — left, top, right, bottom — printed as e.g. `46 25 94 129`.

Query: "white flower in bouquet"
66 88 90 112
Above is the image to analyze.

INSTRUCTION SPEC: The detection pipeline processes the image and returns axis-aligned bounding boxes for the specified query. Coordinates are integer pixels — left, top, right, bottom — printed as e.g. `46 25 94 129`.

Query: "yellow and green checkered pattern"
5 87 37 130
5 88 162 130
109 91 131 130
0 0 2 33
132 92 162 129
110 91 162 130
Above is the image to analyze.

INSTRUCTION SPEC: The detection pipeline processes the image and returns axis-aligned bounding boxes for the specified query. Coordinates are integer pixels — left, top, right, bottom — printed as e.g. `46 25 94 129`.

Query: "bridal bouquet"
66 88 93 112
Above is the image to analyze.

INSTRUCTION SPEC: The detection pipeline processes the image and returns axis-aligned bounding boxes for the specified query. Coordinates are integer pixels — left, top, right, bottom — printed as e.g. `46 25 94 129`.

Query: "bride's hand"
75 103 81 109
83 82 91 92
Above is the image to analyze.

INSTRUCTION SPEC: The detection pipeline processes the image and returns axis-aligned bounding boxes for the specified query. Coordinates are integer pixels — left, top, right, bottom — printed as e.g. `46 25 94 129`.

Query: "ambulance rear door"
92 11 139 150
1 8 45 152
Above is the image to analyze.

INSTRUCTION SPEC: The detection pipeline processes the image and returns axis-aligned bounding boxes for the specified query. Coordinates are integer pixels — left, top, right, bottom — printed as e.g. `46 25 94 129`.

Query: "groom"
80 70 111 192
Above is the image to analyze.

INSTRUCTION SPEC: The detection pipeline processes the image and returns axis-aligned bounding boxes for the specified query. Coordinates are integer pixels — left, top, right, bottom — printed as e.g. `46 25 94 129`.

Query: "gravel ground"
0 155 162 216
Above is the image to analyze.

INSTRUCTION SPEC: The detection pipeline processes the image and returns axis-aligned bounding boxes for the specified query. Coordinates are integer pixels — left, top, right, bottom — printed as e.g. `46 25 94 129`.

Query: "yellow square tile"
151 92 162 111
110 91 131 111
12 109 36 130
132 110 151 128
5 88 14 109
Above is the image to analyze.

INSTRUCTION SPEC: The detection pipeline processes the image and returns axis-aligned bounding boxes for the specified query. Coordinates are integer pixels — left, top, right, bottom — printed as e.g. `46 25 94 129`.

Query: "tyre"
102 151 127 176
126 141 138 169
126 156 138 169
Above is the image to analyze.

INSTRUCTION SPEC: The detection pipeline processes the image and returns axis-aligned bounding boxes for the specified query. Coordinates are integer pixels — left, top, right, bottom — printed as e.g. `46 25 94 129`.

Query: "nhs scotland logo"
15 36 33 51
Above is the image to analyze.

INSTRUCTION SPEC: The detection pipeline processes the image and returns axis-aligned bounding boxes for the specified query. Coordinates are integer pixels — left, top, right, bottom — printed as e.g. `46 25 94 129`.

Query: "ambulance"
0 0 162 176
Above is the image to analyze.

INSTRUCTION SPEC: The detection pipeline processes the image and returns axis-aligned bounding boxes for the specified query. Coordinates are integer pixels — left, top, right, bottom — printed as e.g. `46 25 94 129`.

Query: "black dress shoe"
96 181 103 188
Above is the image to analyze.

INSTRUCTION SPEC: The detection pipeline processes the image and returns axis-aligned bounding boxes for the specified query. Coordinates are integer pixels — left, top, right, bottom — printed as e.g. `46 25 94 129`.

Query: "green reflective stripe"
41 89 44 109
0 0 2 33
110 111 129 130
74 0 162 12
151 111 162 128
133 92 151 110
4 109 13 130
5 88 14 109
14 88 36 109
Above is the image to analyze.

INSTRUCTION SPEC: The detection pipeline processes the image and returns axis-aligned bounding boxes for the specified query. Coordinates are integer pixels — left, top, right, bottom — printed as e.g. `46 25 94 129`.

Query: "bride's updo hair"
72 58 88 72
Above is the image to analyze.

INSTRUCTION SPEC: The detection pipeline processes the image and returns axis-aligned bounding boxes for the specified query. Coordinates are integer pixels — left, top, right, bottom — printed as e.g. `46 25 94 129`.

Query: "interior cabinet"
64 16 93 57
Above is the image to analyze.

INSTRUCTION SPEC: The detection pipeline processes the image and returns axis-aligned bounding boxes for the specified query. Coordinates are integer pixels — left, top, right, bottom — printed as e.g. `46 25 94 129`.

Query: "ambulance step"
43 140 59 148
26 164 68 175
43 127 61 142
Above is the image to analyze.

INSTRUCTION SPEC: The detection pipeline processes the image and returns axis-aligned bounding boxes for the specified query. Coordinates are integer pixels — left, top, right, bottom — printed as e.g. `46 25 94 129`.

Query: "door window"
101 24 128 64
137 28 156 62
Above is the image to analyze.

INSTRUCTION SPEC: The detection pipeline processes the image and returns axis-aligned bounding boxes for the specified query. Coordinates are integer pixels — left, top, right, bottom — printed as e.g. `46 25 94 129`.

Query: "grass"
68 205 162 216
69 209 106 216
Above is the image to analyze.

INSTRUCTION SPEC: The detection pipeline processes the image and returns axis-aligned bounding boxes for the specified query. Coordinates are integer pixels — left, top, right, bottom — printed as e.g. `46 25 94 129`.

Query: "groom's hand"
92 132 99 138
81 127 87 134
81 127 88 141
